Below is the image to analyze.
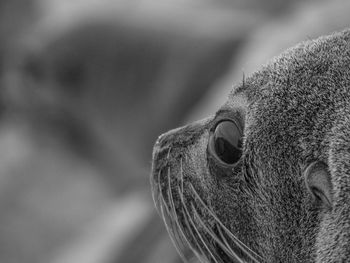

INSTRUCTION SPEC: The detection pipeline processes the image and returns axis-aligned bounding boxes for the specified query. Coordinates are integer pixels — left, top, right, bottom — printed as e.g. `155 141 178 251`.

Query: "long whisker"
153 169 164 215
191 203 244 263
188 183 264 262
182 202 220 263
156 147 262 263
157 164 186 262
180 157 184 194
166 167 189 262
216 226 258 263
168 182 198 252
181 208 209 263
181 198 222 263
167 175 192 263
158 170 171 216
178 155 212 263
190 215 222 263
159 197 187 262
167 147 171 159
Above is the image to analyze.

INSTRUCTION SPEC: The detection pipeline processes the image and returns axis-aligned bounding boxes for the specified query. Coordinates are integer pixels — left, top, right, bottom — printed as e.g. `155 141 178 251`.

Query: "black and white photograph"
0 0 350 262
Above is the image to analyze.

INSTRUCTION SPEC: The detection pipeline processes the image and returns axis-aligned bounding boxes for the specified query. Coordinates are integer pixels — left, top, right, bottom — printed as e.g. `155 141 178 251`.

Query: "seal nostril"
304 161 333 209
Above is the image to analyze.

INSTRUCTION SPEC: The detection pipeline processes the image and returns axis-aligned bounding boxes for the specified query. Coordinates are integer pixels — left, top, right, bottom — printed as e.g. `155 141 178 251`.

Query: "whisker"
168 182 192 249
180 157 184 194
190 217 222 263
158 172 171 216
157 166 187 262
188 183 264 262
218 227 241 260
174 187 210 262
191 203 244 263
181 205 214 263
160 199 188 262
167 147 172 159
152 169 164 214
156 147 262 263
180 198 222 263
166 167 189 263
215 219 262 263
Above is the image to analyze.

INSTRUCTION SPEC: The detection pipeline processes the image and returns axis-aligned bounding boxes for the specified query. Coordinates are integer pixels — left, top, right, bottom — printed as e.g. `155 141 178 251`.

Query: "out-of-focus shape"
1 1 259 263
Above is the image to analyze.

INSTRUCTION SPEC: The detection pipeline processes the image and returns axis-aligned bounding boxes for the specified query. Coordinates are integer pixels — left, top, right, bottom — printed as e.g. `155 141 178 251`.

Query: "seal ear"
304 161 333 209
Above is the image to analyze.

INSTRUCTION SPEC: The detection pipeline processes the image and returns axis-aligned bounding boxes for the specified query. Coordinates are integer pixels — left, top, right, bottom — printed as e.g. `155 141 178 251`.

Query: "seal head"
151 29 350 263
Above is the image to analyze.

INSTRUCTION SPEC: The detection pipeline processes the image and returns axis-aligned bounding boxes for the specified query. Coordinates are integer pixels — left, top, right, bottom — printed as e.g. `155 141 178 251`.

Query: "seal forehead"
224 93 248 116
234 28 350 98
228 29 350 162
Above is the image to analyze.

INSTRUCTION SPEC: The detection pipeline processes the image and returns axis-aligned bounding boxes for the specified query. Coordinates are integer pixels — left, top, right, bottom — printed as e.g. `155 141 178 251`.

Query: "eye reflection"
212 120 242 165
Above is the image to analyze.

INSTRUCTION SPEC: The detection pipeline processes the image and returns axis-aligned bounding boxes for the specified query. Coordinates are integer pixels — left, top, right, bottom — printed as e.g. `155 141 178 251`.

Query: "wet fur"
151 29 350 262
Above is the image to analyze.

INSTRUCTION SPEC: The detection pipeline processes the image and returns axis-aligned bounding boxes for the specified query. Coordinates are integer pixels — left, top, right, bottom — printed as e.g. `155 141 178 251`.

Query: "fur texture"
151 28 350 262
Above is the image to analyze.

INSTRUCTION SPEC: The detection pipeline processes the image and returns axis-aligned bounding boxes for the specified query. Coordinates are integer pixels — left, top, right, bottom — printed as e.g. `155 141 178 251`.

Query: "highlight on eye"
209 120 243 165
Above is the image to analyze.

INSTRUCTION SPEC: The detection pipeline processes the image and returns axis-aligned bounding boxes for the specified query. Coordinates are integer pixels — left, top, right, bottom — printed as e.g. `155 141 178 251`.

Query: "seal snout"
151 120 210 214
151 128 183 213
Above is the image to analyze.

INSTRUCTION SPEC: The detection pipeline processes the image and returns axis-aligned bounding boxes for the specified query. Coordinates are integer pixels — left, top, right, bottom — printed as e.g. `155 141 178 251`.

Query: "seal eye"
210 120 243 165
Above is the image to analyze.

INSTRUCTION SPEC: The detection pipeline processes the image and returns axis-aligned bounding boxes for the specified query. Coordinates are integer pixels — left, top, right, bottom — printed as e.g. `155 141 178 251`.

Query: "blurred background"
0 0 349 262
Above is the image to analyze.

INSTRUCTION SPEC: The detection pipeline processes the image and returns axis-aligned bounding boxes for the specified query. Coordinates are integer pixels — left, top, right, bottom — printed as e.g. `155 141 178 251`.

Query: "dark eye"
209 120 243 165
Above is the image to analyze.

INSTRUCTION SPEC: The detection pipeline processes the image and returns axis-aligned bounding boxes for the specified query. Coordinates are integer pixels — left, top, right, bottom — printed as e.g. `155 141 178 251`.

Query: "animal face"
151 29 350 263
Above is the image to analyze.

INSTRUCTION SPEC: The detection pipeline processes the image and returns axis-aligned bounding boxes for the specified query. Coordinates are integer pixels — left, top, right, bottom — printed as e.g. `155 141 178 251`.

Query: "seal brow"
214 108 233 120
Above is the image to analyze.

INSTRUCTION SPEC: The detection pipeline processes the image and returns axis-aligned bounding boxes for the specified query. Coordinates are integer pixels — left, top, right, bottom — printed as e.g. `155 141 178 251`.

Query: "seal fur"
151 28 350 262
